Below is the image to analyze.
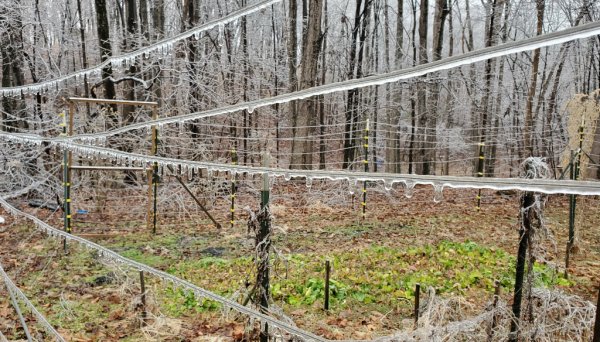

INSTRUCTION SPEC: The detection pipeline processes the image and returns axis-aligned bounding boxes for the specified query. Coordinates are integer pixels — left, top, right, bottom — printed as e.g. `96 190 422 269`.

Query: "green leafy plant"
274 277 348 306
162 287 221 316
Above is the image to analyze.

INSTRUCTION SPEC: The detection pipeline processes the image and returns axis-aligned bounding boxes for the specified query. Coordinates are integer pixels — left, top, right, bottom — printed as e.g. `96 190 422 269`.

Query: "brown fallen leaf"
231 324 245 341
108 309 125 320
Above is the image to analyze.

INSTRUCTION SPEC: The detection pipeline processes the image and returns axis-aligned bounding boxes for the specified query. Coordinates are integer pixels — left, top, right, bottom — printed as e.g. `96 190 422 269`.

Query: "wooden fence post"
140 271 147 326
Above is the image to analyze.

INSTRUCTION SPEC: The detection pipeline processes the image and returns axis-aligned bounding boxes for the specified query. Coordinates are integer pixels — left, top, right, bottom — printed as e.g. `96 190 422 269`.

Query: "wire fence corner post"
62 104 74 254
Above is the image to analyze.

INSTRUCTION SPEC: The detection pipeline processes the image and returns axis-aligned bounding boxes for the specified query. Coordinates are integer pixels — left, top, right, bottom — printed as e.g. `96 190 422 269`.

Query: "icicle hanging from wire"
2 133 599 196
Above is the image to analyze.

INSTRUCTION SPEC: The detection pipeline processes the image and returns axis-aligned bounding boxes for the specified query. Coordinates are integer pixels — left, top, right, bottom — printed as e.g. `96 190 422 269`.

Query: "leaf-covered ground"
0 184 598 340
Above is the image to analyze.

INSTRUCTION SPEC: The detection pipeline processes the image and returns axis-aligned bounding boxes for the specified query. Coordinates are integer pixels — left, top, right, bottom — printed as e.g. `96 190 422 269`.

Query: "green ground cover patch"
145 240 570 316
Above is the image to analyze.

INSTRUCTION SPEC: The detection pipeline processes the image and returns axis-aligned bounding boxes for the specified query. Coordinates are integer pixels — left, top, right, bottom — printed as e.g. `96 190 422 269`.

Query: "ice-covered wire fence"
0 196 339 342
2 132 596 342
64 98 159 234
23 19 600 142
2 134 600 196
79 113 590 179
4 20 599 184
0 0 282 97
0 262 65 342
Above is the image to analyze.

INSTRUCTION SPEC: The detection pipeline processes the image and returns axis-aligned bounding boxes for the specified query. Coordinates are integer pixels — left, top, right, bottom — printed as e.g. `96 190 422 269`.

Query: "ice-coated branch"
0 0 281 97
0 180 49 200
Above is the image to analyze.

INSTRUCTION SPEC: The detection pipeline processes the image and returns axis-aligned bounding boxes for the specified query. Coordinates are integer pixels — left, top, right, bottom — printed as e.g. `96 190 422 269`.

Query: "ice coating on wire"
0 197 330 342
0 262 65 342
0 0 281 96
2 133 600 196
18 20 600 141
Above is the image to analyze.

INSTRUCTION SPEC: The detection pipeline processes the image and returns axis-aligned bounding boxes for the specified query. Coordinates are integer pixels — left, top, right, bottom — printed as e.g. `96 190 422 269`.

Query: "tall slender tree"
290 0 324 169
416 0 429 174
0 1 27 132
524 0 545 156
94 0 117 121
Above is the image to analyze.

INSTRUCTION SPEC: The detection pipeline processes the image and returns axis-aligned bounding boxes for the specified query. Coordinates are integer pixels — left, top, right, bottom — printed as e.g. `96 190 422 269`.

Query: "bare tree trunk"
343 0 363 169
184 0 204 145
395 0 404 65
94 0 118 123
390 0 404 173
408 0 418 174
241 0 252 165
463 0 480 175
271 4 281 166
473 0 502 178
443 0 455 175
76 0 91 119
476 0 508 177
415 0 429 174
139 0 149 41
150 0 164 101
426 0 449 174
318 1 328 170
1 2 28 132
343 0 369 169
371 0 381 172
544 1 589 175
123 0 138 126
152 0 164 41
288 0 299 166
523 0 545 157
355 0 372 167
290 0 324 169
485 0 507 177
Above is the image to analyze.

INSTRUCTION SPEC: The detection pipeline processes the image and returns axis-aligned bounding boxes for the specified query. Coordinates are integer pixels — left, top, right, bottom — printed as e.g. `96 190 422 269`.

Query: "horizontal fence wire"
0 262 65 342
2 134 599 195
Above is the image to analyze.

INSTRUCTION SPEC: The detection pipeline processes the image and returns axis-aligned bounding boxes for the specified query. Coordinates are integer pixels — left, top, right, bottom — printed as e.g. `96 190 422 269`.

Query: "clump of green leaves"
272 278 348 306
162 287 221 316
